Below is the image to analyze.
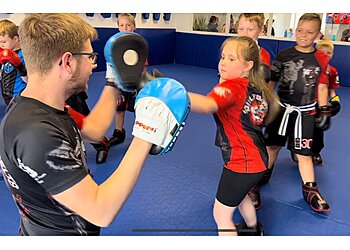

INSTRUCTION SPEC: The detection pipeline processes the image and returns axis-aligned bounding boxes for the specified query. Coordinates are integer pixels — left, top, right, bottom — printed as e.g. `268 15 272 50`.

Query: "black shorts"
264 108 315 156
216 167 265 207
117 91 136 112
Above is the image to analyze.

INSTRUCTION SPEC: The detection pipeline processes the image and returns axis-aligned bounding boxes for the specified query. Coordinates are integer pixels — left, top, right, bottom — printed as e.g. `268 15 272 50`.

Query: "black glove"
315 105 331 130
139 68 165 90
329 95 341 117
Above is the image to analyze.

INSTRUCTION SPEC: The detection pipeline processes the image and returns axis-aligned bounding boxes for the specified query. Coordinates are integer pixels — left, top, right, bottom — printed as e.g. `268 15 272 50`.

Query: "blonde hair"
238 13 265 29
117 13 136 28
299 13 321 31
221 36 279 124
316 39 334 51
18 13 98 75
0 19 19 38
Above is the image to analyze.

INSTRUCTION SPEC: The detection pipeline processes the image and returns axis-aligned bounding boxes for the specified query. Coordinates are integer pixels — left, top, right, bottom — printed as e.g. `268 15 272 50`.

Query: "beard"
68 62 89 95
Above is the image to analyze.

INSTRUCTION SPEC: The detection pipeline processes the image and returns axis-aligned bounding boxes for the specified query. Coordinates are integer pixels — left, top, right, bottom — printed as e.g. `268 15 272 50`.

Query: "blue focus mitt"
132 78 191 155
104 31 148 92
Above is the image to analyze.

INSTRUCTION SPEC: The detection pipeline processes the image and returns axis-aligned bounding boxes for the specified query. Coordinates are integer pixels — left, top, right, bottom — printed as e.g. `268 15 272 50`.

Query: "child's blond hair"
238 13 265 29
316 39 334 51
221 36 279 124
0 19 19 38
298 13 322 31
117 13 136 28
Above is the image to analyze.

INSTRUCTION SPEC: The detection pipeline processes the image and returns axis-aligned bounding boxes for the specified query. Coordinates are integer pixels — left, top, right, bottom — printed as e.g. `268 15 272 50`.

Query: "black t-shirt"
0 96 100 235
271 47 329 106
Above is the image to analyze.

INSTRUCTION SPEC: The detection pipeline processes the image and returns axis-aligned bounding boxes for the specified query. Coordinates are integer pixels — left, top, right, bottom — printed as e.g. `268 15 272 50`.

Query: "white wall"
174 14 193 32
0 13 28 26
2 13 346 40
0 13 178 29
271 13 292 37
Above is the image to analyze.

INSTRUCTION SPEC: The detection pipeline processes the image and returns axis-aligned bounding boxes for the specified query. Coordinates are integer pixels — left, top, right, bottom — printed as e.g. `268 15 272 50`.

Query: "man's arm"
54 77 190 227
53 137 151 227
78 86 119 141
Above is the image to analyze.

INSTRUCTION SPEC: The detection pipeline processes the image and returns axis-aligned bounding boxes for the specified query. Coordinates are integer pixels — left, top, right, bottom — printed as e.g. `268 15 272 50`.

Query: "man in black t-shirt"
0 14 188 235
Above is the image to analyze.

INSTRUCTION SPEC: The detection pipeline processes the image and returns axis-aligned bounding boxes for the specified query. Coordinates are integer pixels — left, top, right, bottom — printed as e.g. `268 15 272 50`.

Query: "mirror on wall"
192 13 350 42
193 13 239 34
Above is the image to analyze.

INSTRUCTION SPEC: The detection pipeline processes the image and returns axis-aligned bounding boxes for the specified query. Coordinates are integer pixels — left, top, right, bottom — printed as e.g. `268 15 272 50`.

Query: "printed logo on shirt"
17 158 47 184
46 138 85 171
0 157 19 189
3 62 15 74
243 93 268 126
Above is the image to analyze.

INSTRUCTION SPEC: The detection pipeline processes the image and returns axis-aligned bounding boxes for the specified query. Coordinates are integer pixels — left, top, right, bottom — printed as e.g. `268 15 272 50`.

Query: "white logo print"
0 157 19 189
17 158 47 184
243 94 268 126
46 130 86 171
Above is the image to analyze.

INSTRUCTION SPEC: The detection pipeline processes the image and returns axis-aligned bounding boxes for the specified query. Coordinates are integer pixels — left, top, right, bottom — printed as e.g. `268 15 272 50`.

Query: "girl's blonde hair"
221 36 280 124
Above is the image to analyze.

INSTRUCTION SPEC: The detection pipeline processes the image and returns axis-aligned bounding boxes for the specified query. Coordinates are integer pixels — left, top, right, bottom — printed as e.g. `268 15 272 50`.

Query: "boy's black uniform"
264 47 331 212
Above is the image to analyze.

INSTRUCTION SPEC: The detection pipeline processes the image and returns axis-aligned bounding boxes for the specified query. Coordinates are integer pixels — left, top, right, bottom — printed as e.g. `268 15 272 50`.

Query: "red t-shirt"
328 65 340 90
208 78 268 173
260 47 271 66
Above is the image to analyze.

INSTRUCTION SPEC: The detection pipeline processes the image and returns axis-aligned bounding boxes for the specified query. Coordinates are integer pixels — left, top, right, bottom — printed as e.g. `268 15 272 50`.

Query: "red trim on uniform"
208 78 267 173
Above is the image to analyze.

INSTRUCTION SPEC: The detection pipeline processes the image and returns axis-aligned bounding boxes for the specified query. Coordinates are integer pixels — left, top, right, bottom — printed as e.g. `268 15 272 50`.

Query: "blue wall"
175 32 350 87
93 29 350 87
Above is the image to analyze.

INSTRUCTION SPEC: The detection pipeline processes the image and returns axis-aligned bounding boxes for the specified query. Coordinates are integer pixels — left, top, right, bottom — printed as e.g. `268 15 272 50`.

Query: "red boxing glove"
65 104 85 130
0 49 27 76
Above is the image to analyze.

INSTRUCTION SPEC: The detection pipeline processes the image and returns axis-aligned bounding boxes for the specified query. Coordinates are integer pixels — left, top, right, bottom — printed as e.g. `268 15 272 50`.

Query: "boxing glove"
0 49 27 76
139 68 165 90
132 78 190 155
315 105 331 130
329 95 341 117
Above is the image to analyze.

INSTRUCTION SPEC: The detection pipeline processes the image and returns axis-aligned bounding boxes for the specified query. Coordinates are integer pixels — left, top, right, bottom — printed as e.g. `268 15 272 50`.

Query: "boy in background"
0 19 28 180
291 39 341 165
263 13 331 213
236 13 272 209
0 19 27 106
312 40 341 165
107 13 148 147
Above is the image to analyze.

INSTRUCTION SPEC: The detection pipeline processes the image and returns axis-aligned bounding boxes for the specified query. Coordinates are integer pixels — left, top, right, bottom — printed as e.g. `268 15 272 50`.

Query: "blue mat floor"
1 64 350 236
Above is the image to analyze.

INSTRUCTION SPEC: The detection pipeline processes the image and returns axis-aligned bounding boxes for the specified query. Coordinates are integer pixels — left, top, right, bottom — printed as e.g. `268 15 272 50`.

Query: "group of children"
0 13 342 235
192 12 341 235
